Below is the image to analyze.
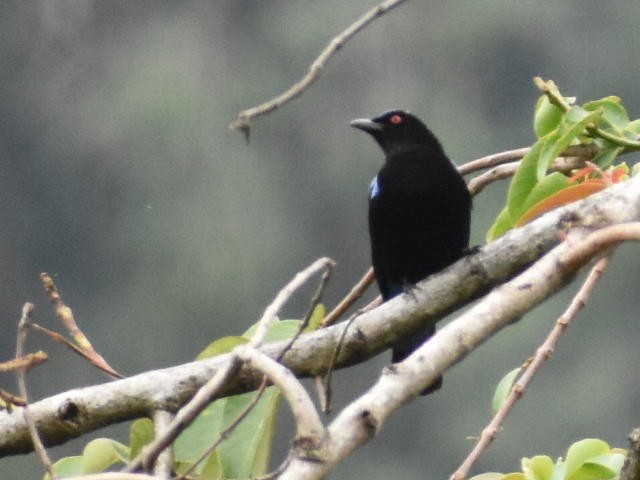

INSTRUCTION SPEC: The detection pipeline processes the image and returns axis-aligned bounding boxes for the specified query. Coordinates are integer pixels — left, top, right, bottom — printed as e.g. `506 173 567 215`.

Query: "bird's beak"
350 118 382 133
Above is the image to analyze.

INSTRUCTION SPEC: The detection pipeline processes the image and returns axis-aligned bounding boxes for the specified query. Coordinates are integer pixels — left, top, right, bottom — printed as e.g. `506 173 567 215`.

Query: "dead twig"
451 255 612 480
229 0 408 139
15 303 57 479
40 273 121 379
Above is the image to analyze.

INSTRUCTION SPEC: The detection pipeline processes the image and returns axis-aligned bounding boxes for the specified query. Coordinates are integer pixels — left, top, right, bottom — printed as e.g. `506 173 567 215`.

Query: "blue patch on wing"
369 176 381 199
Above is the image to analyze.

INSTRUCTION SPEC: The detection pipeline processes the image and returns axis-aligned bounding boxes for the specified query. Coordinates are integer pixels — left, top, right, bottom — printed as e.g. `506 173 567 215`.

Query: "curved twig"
229 0 408 138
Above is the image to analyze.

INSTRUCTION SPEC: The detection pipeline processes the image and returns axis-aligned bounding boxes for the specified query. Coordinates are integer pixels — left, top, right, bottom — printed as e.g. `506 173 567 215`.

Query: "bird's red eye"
390 114 403 125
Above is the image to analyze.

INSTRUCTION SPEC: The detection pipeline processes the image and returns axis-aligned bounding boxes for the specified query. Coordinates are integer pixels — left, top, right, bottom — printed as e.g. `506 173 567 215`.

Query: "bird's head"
350 110 443 156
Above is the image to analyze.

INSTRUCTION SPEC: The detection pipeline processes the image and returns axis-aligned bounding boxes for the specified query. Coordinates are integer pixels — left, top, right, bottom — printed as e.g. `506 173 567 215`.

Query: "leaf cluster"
488 81 640 240
471 439 625 480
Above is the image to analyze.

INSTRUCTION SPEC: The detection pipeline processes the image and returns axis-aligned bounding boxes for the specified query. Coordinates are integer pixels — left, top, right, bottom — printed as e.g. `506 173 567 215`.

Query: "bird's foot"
402 280 420 303
462 244 482 256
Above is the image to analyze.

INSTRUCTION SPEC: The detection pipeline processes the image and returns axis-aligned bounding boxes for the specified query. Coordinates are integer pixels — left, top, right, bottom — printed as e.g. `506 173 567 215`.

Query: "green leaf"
217 388 280 478
592 146 624 169
538 107 601 179
584 96 628 131
627 118 640 134
306 303 325 332
469 474 510 480
515 180 606 227
197 336 248 360
507 106 601 223
534 96 564 138
130 418 154 459
588 452 626 475
507 140 544 220
550 461 567 480
517 172 569 221
81 438 128 473
46 456 84 480
522 455 555 480
199 450 225 479
564 439 610 480
492 367 522 414
503 474 527 480
486 205 513 242
173 399 225 466
243 319 304 342
174 387 281 478
567 451 625 480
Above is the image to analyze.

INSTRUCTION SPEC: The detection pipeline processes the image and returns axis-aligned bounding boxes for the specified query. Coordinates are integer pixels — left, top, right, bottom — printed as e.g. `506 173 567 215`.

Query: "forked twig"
125 258 334 473
323 267 375 327
229 0 408 138
15 303 57 479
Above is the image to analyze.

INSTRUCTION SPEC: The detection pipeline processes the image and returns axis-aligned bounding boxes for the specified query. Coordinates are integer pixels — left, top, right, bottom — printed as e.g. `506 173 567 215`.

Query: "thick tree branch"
621 428 640 480
278 223 640 480
1 176 640 458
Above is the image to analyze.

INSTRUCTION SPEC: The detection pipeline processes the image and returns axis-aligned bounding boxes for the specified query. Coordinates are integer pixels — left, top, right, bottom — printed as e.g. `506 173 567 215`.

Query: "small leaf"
243 319 304 342
584 97 628 131
174 387 281 478
515 180 606 227
306 303 325 331
568 463 617 480
81 438 127 473
492 367 521 414
627 118 640 134
517 172 569 219
469 474 510 480
538 107 601 179
197 336 248 360
564 439 610 479
534 96 563 138
217 388 281 478
522 455 555 480
46 456 84 480
502 474 527 480
487 205 514 242
199 450 225 479
592 146 624 169
130 418 154 459
567 452 625 480
507 140 545 220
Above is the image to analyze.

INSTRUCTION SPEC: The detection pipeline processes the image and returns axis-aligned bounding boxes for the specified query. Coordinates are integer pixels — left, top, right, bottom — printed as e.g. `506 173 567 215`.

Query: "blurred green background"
1 1 639 478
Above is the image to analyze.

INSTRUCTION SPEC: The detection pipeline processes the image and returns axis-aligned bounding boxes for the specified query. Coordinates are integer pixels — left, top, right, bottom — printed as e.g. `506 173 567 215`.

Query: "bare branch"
458 148 530 176
467 161 520 196
151 410 174 479
15 303 56 479
323 268 375 327
0 351 47 373
458 144 597 176
237 347 324 442
252 257 334 348
229 0 408 137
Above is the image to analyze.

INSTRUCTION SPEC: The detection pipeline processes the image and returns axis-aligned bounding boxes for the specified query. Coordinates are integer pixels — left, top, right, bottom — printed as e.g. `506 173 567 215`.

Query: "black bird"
351 110 471 394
